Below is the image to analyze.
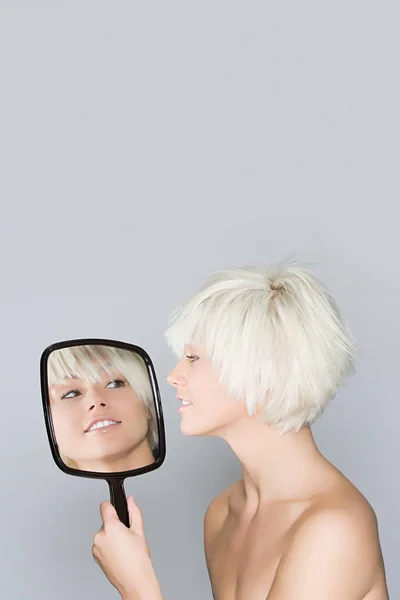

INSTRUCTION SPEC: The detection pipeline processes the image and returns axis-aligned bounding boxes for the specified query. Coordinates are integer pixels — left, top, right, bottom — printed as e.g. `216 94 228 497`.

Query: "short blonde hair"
48 345 158 466
165 260 356 434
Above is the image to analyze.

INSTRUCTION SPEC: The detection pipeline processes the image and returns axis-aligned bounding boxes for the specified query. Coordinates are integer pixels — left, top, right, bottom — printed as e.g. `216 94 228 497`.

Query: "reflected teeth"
181 400 192 406
88 420 118 432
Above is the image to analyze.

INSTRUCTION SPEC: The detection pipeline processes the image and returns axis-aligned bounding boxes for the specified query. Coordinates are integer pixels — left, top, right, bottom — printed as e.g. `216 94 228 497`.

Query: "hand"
92 495 163 600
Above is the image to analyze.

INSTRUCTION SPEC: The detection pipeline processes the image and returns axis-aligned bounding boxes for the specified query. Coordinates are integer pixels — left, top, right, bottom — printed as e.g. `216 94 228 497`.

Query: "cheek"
191 371 226 409
194 373 247 420
194 367 227 402
52 406 81 434
51 411 82 454
122 394 148 423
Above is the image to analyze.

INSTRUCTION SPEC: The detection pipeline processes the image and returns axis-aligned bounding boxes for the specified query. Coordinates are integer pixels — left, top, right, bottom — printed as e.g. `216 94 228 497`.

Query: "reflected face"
167 344 248 437
50 367 150 470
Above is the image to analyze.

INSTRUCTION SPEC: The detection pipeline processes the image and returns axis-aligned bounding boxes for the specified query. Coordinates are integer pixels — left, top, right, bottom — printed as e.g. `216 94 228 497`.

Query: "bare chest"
207 511 295 600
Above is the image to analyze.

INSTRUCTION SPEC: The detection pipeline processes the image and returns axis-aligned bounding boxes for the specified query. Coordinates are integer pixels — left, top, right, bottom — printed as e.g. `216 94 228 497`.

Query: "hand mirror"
40 338 166 527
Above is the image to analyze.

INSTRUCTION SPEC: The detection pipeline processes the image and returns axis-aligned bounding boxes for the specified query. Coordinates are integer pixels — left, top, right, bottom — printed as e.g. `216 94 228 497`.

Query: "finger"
99 501 119 528
127 495 145 537
92 543 100 565
93 530 103 547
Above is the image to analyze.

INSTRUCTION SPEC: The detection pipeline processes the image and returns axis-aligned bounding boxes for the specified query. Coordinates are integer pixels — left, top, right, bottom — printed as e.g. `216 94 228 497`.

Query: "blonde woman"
92 260 389 600
48 344 158 473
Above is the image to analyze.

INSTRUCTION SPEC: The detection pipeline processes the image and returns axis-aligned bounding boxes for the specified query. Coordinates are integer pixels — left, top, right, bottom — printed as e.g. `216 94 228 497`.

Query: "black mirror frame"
40 337 166 526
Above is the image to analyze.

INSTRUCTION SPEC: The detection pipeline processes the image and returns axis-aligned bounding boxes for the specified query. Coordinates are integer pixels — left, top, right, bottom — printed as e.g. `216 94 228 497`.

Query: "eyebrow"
50 381 78 390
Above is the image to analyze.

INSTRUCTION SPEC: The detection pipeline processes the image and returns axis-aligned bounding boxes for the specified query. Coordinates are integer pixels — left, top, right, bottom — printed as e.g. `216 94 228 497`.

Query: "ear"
253 396 268 418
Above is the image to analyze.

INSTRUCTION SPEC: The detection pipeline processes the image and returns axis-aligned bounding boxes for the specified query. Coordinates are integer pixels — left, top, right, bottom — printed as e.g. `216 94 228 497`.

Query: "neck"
219 417 332 508
76 438 155 473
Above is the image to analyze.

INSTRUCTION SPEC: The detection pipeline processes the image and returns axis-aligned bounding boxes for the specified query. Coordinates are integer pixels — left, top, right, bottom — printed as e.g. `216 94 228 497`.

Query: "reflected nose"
85 386 107 411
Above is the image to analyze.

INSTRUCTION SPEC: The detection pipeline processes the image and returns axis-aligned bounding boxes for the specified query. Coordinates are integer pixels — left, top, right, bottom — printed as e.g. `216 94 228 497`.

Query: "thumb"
99 501 119 527
127 496 146 537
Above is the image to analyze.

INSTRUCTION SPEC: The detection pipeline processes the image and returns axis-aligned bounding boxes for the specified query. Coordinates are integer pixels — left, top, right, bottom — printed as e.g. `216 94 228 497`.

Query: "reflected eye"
106 378 127 389
61 389 81 400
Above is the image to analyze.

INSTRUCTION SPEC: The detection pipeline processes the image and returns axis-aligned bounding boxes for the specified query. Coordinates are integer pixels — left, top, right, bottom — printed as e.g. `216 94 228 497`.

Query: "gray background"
0 1 398 598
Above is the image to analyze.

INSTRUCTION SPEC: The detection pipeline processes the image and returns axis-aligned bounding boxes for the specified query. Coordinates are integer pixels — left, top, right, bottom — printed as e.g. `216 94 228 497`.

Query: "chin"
180 419 221 438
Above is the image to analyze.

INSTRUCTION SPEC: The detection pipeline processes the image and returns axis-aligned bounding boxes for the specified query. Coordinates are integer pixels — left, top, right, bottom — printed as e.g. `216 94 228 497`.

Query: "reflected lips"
84 418 121 433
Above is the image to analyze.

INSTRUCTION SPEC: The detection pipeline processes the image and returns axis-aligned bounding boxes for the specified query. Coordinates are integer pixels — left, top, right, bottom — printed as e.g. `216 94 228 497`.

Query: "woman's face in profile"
167 344 248 437
49 366 150 469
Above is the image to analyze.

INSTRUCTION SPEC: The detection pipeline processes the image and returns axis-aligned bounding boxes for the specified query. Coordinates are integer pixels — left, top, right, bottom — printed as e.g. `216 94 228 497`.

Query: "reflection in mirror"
47 344 159 474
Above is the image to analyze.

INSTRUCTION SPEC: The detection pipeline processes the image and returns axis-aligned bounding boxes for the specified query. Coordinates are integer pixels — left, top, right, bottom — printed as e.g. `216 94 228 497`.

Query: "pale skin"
93 344 389 599
93 497 163 600
50 369 155 473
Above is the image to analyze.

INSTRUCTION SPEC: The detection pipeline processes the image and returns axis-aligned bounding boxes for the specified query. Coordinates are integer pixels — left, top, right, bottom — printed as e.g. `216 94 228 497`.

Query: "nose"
85 385 108 411
167 361 186 388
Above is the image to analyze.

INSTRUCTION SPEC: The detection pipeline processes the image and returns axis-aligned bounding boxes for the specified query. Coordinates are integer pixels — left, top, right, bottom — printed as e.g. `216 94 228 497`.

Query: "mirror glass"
46 343 160 474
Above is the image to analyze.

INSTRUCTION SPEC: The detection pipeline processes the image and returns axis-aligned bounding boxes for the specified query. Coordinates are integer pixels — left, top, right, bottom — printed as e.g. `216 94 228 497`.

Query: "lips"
84 418 121 433
177 396 193 406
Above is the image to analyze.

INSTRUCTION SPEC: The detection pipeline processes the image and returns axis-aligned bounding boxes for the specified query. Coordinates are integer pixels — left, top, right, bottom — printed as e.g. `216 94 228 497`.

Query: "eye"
185 354 199 363
106 378 127 389
61 389 81 400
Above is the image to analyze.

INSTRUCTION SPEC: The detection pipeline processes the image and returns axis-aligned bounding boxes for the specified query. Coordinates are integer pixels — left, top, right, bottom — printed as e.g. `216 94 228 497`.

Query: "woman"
92 260 389 599
48 344 159 473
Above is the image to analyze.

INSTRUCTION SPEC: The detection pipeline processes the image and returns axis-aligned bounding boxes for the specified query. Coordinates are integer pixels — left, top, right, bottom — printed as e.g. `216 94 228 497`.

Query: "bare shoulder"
302 481 380 533
296 489 381 560
204 479 242 545
269 486 387 599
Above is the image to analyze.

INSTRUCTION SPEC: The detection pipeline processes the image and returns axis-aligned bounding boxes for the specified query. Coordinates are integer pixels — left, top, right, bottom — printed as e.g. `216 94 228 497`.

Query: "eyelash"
60 378 126 399
61 388 80 400
109 378 126 387
185 354 199 362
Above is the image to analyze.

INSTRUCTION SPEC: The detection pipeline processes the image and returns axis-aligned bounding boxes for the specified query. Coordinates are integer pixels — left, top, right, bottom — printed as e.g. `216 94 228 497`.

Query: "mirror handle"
107 478 129 527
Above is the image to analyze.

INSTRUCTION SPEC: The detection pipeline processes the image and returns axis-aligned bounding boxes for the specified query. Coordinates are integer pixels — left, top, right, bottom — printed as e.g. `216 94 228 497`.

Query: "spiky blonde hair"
165 260 356 434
